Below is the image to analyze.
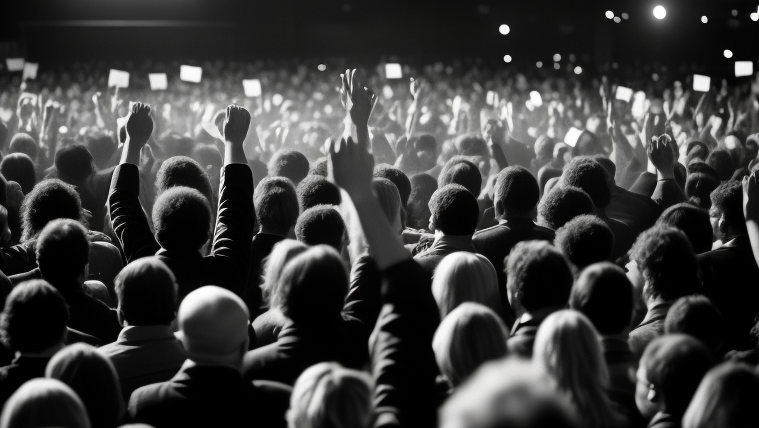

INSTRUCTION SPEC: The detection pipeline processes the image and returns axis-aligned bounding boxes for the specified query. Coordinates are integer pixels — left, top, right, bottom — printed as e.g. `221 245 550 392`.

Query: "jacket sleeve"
651 178 686 210
108 164 160 263
343 254 382 331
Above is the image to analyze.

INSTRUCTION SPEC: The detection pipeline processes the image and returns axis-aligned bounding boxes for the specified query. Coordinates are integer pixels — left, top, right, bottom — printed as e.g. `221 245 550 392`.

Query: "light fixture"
499 24 510 35
605 11 614 19
503 55 512 63
724 49 733 59
553 54 561 62
574 66 582 75
701 16 708 23
653 5 666 19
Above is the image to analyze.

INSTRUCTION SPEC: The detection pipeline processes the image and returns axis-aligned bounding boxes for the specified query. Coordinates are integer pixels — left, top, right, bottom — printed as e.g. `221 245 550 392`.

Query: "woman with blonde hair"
433 302 508 390
0 378 90 428
682 362 759 428
431 252 499 317
533 309 622 428
287 362 373 428
46 343 124 428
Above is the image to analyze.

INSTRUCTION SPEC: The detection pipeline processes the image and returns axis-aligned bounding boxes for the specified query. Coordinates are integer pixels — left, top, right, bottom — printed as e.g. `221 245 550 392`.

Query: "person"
663 295 726 357
684 173 719 210
483 118 534 170
432 302 508 390
698 180 759 352
46 343 124 428
268 149 310 186
627 226 701 358
0 378 91 428
554 215 614 273
287 362 373 428
438 157 482 199
681 363 759 428
8 133 38 166
406 173 438 230
98 257 186 399
506 240 573 358
537 185 595 230
53 144 103 231
128 286 291 428
635 335 715 428
655 203 713 254
109 103 255 301
154 156 215 208
431 252 500 318
294 205 347 252
0 153 36 195
533 310 624 428
296 175 341 211
374 164 412 209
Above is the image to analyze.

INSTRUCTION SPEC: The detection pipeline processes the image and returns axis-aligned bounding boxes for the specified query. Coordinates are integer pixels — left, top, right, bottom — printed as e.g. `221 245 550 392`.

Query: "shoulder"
474 224 508 240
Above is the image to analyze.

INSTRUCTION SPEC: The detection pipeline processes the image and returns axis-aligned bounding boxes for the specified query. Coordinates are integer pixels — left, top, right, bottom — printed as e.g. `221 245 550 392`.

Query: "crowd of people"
0 55 756 428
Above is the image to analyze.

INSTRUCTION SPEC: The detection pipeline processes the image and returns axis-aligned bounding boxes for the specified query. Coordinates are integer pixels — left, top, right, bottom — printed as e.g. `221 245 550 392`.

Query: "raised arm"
649 134 685 209
743 173 759 268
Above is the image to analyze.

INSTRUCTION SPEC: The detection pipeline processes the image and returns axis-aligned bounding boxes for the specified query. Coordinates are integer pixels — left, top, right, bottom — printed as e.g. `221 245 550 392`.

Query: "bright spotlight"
605 10 614 19
554 63 560 70
751 13 759 21
499 24 510 35
653 5 666 19
317 64 326 71
621 13 629 20
701 16 708 23
503 55 512 63
614 16 622 23
732 9 738 17
553 54 561 62
574 66 582 75
724 49 733 59
536 61 543 68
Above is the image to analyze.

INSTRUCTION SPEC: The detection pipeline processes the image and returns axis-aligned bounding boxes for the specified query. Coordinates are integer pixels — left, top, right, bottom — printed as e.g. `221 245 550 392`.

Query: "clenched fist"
126 102 153 147
222 104 251 146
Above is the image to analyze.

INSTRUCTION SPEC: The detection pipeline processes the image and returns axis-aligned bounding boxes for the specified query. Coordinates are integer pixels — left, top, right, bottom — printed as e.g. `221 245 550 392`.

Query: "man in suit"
128 285 291 428
109 103 255 301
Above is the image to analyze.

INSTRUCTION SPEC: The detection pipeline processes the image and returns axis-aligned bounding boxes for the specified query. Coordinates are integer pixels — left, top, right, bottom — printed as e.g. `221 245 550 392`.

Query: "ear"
718 214 728 235
116 305 126 327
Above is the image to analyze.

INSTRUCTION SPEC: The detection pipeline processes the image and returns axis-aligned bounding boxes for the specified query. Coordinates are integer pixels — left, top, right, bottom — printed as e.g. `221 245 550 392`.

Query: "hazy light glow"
553 54 561 62
614 16 622 23
503 55 512 63
499 24 510 35
732 9 738 17
653 5 666 19
554 63 560 70
574 66 583 75
317 64 326 71
751 12 759 21
536 61 543 68
621 13 629 20
724 49 733 59
701 16 708 23
605 10 614 19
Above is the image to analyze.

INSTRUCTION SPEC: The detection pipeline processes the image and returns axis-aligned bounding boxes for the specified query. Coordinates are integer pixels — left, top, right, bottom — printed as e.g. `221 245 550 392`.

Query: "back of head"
268 149 310 185
46 343 124 428
432 302 508 387
295 205 346 251
438 157 482 197
192 144 223 172
684 172 719 210
254 176 299 236
372 177 403 232
555 215 613 271
494 166 539 217
36 219 90 287
710 180 745 232
156 156 214 204
261 239 309 306
1 153 36 194
374 164 411 207
573 131 603 157
682 363 759 428
592 155 616 182
0 280 68 354
570 263 633 336
561 157 611 209
656 203 713 254
432 252 500 317
309 157 329 177
641 334 716 416
85 135 116 169
407 173 438 229
686 141 709 166
297 175 341 211
429 184 479 236
54 144 94 184
630 226 700 301
664 295 725 355
538 186 595 230
506 241 573 313
9 133 38 164
706 149 734 181
289 362 373 428
152 186 213 252
272 246 348 326
0 378 90 428
115 257 177 326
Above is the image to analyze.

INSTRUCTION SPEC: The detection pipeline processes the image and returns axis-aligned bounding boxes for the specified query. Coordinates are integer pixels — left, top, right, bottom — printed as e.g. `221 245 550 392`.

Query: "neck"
16 343 64 359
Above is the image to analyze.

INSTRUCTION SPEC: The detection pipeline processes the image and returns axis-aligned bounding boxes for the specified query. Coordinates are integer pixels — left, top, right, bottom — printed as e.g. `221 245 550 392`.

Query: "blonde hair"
682 363 759 428
0 378 91 428
432 252 500 317
261 239 309 306
288 362 373 428
533 310 618 428
433 302 509 387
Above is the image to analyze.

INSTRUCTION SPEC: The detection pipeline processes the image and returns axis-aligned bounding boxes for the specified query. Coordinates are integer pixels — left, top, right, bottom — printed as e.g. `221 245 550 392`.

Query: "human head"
656 203 713 254
114 257 177 327
438 156 482 197
155 156 214 205
572 131 604 157
537 186 595 230
288 362 373 428
685 173 719 210
192 144 223 176
561 157 611 209
555 215 613 272
415 134 438 170
709 180 746 239
36 219 90 287
268 149 310 186
309 157 328 177
254 176 299 236
295 205 347 252
152 186 213 252
506 241 573 315
428 184 479 236
8 133 38 164
570 262 633 336
0 153 36 194
432 252 500 317
664 295 725 355
534 135 556 166
261 239 309 306
407 173 438 230
54 144 94 184
296 175 341 211
270 246 348 326
373 164 411 207
433 303 508 387
372 177 403 233
0 280 68 354
493 166 539 219
0 378 90 428
177 285 250 368
682 363 759 428
46 343 124 428
705 149 734 181
446 134 491 177
85 134 116 170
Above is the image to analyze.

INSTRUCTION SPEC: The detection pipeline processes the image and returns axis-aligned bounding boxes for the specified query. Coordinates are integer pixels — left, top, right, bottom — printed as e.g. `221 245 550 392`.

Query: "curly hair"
561 156 611 209
0 280 68 353
21 179 82 242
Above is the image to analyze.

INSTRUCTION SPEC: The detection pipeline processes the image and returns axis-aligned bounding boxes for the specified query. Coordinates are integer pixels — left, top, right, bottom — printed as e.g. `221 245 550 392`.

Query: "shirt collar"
431 234 474 249
117 325 177 344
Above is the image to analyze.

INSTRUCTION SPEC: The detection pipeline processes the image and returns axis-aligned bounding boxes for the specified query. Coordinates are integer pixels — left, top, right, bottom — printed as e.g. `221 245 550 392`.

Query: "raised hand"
125 102 153 147
222 104 251 145
341 69 377 127
410 77 427 102
328 136 374 199
744 173 759 223
647 134 675 179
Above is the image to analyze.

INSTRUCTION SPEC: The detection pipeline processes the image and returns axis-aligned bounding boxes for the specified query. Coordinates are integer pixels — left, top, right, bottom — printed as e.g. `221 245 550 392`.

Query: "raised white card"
615 86 633 102
108 69 130 88
148 73 168 90
735 61 754 77
385 63 402 79
5 58 24 71
22 63 38 80
243 79 262 97
180 65 202 83
693 74 711 92
564 127 584 147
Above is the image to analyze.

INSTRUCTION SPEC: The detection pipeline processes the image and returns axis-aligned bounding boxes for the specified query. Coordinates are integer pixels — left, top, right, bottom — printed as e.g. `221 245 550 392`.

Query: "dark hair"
115 257 177 326
254 177 299 236
407 173 438 229
152 186 213 252
592 155 616 180
506 240 573 312
296 175 341 211
494 166 539 216
642 334 716 416
309 157 329 177
573 131 603 156
374 164 411 207
710 180 746 232
561 157 611 209
570 262 633 335
54 144 94 184
159 134 197 159
686 141 710 166
684 172 719 210
0 280 68 353
538 186 595 230
665 295 726 354
156 156 214 205
656 203 713 254
294 205 346 251
268 149 310 185
555 215 614 271
630 226 701 301
429 184 479 236
438 157 482 197
1 153 37 194
706 149 734 182
36 219 90 287
9 133 38 162
85 135 116 169
21 179 82 241
192 144 223 171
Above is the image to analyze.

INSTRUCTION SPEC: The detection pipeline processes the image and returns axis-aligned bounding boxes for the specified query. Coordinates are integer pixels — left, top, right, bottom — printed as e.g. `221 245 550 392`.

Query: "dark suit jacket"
413 235 476 278
629 302 671 359
109 163 255 300
603 337 644 428
59 284 122 344
344 253 382 331
128 363 291 428
0 356 50 408
245 232 285 316
607 185 661 238
599 212 636 261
